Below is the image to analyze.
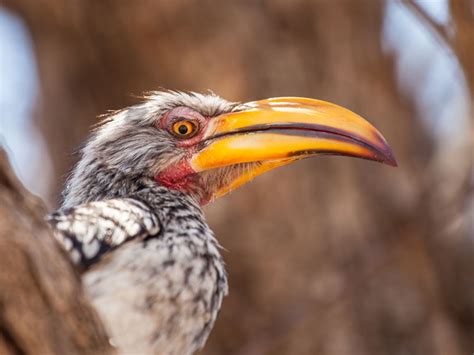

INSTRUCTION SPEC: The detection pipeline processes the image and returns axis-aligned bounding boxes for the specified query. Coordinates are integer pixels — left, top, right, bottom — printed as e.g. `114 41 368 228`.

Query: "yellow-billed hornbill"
49 91 396 355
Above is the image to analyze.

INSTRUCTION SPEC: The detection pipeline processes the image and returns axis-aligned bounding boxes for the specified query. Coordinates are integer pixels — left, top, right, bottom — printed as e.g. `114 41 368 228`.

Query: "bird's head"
65 91 396 206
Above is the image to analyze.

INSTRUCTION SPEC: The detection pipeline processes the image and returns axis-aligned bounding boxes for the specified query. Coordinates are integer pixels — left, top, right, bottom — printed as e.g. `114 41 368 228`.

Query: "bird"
48 90 396 355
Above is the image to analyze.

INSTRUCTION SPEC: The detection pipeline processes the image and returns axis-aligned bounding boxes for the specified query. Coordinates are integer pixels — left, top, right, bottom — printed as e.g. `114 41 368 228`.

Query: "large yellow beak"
190 97 396 199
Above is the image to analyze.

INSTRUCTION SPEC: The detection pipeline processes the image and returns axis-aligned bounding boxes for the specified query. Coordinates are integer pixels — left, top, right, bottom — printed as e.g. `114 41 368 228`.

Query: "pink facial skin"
155 107 212 205
157 106 210 148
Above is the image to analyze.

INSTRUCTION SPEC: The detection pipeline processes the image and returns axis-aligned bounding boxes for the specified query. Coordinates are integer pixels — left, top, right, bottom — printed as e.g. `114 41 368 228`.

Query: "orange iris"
172 120 198 138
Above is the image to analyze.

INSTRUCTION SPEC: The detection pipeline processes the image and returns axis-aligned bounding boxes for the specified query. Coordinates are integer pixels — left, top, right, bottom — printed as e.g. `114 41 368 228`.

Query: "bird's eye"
171 119 198 138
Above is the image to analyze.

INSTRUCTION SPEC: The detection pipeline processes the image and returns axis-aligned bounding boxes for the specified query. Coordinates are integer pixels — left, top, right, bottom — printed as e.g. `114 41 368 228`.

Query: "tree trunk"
0 149 112 355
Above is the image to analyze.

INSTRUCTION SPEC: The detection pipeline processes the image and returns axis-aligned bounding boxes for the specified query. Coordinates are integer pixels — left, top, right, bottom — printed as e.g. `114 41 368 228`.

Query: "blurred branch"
0 148 113 355
450 0 474 89
403 0 451 47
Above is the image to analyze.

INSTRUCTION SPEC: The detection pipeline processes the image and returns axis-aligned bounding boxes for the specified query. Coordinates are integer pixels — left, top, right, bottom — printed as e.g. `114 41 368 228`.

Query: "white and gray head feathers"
62 91 239 208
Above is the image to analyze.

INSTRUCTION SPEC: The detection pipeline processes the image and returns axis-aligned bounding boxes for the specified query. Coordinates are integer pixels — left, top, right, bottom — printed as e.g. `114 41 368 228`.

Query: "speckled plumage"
51 186 227 354
49 91 236 354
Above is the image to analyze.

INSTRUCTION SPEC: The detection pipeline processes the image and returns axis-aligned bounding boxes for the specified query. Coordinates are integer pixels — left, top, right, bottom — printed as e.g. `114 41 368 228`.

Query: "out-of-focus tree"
0 150 112 354
1 0 472 354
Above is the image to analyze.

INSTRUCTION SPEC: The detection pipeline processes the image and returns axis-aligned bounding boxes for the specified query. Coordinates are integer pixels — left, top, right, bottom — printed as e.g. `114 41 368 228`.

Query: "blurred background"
0 0 472 354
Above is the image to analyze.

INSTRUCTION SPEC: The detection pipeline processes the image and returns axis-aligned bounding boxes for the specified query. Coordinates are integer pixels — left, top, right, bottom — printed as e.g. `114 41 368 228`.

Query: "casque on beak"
190 97 397 199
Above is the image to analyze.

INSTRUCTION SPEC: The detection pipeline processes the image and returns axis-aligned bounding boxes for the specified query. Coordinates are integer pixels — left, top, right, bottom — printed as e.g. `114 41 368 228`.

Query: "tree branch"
402 0 451 47
0 148 113 355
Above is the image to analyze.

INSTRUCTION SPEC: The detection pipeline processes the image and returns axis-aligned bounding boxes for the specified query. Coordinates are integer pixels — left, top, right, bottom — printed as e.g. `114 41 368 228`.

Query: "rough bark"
0 149 113 355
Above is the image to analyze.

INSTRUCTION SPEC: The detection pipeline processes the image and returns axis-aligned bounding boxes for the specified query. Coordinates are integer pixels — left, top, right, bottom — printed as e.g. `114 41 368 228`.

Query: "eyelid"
173 117 198 128
159 106 204 138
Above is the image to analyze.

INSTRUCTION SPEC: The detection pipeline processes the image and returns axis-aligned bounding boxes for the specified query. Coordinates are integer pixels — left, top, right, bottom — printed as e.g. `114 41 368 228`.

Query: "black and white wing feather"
48 198 160 269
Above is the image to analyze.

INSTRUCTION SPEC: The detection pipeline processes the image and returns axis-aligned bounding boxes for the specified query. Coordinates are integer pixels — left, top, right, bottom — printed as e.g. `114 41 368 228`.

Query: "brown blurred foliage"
2 0 473 354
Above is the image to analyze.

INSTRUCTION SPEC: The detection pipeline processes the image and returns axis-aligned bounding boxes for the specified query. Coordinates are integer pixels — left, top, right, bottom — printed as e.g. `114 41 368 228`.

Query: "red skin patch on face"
155 160 196 191
155 160 211 205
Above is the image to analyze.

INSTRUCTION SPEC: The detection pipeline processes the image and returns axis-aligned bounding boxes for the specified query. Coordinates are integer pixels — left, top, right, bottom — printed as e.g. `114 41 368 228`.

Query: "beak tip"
371 130 397 167
379 144 398 167
385 155 398 167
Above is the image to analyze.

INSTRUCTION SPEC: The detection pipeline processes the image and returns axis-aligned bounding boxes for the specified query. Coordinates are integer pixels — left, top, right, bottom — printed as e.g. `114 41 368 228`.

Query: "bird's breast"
83 228 227 355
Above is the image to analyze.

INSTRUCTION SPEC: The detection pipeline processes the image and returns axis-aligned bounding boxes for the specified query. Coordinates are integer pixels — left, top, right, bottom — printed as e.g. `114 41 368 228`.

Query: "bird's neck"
61 155 210 209
63 154 185 206
132 185 207 231
63 160 219 247
62 159 216 244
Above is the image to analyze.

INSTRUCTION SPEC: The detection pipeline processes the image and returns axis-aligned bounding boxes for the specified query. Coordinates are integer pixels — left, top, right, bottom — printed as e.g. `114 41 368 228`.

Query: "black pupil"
178 124 189 135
